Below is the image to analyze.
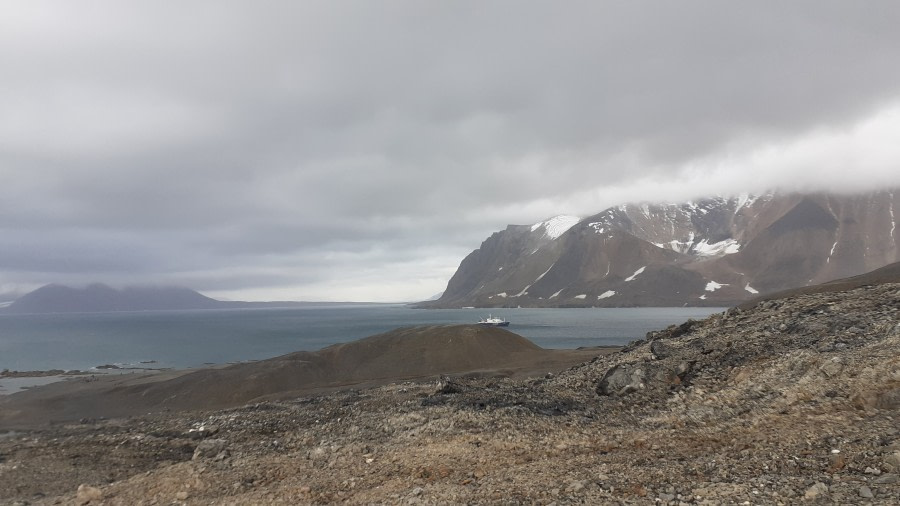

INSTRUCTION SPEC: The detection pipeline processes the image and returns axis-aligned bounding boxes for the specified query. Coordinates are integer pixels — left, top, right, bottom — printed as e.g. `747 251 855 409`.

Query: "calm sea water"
0 305 723 372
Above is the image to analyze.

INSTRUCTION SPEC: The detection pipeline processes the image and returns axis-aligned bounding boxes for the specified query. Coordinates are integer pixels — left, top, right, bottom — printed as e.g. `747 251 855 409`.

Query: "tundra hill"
0 325 605 426
423 189 899 308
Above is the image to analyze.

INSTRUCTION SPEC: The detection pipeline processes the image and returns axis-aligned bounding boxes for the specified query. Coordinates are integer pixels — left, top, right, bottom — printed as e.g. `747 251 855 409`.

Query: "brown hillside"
738 260 900 309
0 325 605 427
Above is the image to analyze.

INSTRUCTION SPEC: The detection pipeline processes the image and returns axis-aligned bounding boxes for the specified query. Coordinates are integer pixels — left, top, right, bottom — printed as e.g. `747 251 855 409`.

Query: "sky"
2 1 900 302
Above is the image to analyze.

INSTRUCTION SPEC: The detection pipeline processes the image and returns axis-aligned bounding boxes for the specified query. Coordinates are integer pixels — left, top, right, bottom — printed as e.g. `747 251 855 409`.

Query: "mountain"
0 283 386 314
422 189 899 308
1 284 225 314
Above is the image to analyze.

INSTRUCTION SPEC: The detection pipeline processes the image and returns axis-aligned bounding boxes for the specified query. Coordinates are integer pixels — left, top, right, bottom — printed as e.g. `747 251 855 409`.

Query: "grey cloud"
2 1 900 300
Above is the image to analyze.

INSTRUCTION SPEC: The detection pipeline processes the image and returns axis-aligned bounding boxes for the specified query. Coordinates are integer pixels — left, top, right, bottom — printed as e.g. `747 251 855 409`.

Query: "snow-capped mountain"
422 190 899 308
531 215 581 239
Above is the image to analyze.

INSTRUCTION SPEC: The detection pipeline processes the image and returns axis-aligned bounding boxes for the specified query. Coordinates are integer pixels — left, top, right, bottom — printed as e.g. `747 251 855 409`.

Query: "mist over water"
0 305 723 372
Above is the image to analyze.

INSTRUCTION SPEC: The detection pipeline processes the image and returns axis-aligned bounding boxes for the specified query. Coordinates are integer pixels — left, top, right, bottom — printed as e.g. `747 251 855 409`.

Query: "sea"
0 305 724 373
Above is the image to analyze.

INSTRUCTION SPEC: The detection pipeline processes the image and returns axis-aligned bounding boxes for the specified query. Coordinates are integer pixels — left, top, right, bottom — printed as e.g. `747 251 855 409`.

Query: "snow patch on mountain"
745 284 759 294
531 215 581 239
890 192 895 241
827 241 838 263
664 236 694 254
705 281 728 292
734 193 758 215
535 264 554 283
574 294 587 299
598 290 616 299
549 289 563 299
588 222 606 234
624 266 646 282
692 238 740 257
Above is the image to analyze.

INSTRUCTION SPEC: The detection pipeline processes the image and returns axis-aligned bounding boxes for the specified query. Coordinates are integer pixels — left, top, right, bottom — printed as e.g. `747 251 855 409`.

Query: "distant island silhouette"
1 283 386 314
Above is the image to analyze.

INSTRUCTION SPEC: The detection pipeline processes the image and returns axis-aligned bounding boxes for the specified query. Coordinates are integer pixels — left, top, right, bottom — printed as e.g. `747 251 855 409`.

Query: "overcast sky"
2 1 900 302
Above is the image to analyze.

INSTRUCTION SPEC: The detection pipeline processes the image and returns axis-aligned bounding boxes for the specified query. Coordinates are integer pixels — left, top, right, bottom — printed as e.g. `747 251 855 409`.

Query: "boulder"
884 451 900 473
192 438 228 460
803 482 828 500
75 484 103 505
597 364 646 396
650 340 675 360
858 485 874 499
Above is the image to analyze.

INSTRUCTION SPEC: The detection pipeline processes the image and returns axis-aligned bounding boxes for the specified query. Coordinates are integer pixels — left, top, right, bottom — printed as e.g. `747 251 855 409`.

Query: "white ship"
476 314 510 327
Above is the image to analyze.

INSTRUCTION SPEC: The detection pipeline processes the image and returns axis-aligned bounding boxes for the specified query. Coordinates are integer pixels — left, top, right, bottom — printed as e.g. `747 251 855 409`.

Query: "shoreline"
0 366 175 396
0 341 622 398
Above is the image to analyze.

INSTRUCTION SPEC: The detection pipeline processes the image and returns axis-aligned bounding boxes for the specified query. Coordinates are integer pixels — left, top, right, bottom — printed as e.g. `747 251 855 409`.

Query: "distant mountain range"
0 284 380 314
420 189 899 308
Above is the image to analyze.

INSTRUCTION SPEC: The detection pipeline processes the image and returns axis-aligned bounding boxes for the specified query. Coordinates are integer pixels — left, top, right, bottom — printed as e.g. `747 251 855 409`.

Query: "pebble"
803 482 828 500
567 480 585 493
858 485 874 499
873 473 898 484
884 451 900 472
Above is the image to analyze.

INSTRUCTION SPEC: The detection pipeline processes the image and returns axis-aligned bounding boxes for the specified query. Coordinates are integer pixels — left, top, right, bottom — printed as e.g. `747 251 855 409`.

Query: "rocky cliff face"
425 190 899 308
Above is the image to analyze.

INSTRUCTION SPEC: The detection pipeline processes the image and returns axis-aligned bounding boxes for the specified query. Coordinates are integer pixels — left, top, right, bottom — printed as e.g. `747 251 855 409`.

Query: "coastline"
0 345 620 399
0 326 621 429
0 305 721 373
0 365 175 396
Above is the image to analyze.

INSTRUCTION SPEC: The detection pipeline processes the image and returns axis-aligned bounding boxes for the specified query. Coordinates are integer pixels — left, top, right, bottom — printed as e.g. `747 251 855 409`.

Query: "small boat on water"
477 314 510 327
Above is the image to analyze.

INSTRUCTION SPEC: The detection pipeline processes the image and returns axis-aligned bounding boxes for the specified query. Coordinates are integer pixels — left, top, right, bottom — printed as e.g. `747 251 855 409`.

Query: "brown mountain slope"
738 259 900 309
424 189 899 308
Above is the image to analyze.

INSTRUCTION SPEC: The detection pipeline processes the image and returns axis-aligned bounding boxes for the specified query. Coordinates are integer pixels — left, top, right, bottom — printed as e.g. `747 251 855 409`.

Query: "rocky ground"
1 282 899 505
